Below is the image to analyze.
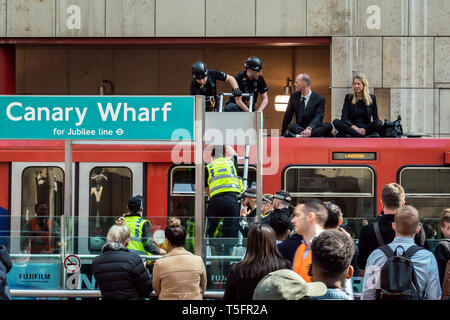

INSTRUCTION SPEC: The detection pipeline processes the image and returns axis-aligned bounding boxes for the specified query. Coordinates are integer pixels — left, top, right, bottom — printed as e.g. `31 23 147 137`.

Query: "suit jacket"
152 246 207 300
281 91 325 135
340 94 379 127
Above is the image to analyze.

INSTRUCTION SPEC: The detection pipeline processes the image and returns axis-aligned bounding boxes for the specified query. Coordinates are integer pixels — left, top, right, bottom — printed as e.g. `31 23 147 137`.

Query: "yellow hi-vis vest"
207 157 244 198
124 215 152 256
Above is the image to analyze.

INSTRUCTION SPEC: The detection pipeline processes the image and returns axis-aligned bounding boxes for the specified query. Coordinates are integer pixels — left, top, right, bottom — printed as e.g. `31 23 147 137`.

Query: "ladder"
217 92 254 254
218 92 254 190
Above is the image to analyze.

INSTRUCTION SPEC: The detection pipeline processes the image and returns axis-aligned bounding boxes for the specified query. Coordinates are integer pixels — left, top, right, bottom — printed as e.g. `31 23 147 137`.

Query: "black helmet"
244 56 263 71
192 61 208 79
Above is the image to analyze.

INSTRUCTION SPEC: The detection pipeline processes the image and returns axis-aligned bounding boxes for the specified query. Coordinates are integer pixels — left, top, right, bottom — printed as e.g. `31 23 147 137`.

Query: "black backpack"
380 116 403 137
377 245 425 300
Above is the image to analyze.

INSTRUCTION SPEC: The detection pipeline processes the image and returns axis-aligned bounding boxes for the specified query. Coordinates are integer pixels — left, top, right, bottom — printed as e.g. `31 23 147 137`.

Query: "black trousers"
206 192 240 238
333 119 382 137
285 122 333 137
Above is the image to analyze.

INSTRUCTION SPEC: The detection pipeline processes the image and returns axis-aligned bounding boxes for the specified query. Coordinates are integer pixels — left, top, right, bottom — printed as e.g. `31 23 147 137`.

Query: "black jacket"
340 94 379 127
357 212 428 270
433 239 450 285
92 243 153 300
277 233 303 264
281 91 326 135
0 245 12 300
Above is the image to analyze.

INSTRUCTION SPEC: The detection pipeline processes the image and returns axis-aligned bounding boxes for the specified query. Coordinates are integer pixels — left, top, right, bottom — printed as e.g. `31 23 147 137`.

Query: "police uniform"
190 69 227 111
124 213 160 256
205 156 244 238
225 70 268 111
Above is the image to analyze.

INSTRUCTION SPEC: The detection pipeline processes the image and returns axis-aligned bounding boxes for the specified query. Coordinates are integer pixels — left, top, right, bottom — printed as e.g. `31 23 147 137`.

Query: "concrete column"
0 45 15 94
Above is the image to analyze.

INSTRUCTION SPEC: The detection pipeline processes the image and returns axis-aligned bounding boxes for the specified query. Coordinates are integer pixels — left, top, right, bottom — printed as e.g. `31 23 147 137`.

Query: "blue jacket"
0 245 12 300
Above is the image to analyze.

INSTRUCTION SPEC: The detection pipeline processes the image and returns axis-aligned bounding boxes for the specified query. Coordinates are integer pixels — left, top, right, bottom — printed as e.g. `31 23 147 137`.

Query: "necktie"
301 97 306 112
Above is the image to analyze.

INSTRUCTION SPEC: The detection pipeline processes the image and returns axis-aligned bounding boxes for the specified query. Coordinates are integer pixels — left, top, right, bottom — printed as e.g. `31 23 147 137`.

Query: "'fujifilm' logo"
18 273 51 281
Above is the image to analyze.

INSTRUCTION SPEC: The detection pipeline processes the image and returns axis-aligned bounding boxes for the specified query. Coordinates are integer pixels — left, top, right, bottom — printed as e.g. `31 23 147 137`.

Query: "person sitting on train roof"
224 56 269 112
21 201 60 254
190 61 243 112
281 74 333 138
333 72 383 138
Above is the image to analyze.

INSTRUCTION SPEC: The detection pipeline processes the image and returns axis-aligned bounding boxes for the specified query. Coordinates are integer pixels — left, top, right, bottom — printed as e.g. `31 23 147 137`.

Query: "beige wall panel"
22 48 69 94
206 0 255 36
358 0 408 36
383 37 434 88
294 47 331 123
156 0 204 36
57 0 105 37
158 49 203 95
373 88 391 123
256 0 306 36
439 89 450 136
8 0 55 37
390 89 434 134
106 0 155 37
410 0 450 36
306 0 357 36
113 49 158 94
332 37 382 88
331 88 350 123
435 38 450 84
69 49 114 95
0 0 6 36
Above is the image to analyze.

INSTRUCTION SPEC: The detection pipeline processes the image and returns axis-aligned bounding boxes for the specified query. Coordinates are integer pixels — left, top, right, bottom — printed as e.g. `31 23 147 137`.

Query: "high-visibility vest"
185 219 195 252
292 243 312 282
207 157 244 198
124 215 152 256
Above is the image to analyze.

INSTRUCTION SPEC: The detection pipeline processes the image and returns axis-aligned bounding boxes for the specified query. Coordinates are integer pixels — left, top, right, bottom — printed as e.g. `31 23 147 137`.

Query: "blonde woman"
333 73 382 138
92 217 153 300
152 218 207 300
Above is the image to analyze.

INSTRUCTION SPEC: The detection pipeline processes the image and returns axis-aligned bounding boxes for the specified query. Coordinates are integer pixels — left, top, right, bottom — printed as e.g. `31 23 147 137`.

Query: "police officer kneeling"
206 145 244 239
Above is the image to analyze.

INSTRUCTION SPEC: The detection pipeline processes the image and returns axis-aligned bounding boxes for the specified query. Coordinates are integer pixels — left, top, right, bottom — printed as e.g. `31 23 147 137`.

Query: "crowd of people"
88 182 449 300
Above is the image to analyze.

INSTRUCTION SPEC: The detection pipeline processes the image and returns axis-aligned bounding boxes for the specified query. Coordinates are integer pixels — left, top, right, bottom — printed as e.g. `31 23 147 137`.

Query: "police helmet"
244 56 263 71
128 195 144 214
273 190 292 203
192 61 208 80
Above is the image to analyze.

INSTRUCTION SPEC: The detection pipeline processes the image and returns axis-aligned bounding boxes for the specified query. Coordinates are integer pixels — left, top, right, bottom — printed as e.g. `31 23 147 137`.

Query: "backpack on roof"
376 245 425 300
442 259 450 300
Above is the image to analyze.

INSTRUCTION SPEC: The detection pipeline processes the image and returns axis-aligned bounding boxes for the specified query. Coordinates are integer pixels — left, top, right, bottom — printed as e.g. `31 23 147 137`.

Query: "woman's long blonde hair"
351 72 372 106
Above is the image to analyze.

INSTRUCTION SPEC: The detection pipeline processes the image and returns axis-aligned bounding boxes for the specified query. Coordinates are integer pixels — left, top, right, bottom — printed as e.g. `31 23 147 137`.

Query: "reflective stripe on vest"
292 243 312 282
207 157 244 197
124 215 152 256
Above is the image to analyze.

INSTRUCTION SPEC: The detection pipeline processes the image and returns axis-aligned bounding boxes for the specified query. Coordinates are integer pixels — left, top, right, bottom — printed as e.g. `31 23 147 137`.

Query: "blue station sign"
0 95 195 140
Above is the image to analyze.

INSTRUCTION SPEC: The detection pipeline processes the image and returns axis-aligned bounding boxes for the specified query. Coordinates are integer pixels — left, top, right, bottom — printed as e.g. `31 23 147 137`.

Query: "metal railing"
11 289 225 299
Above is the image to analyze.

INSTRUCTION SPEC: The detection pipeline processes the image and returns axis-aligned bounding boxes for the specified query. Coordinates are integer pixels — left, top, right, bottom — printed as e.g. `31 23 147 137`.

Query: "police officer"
205 145 244 239
270 190 294 233
224 56 269 112
190 61 243 112
124 195 166 256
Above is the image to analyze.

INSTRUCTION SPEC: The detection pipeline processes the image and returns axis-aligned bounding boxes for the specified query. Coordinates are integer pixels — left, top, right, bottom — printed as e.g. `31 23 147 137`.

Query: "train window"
284 166 375 219
399 167 450 219
88 167 132 252
169 165 256 217
20 167 64 254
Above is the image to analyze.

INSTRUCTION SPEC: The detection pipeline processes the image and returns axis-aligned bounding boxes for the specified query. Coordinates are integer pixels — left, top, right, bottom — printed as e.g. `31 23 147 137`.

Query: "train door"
9 162 73 290
77 163 144 254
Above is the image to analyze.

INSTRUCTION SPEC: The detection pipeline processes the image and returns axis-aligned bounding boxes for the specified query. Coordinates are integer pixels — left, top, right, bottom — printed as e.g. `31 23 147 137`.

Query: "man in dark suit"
281 74 333 138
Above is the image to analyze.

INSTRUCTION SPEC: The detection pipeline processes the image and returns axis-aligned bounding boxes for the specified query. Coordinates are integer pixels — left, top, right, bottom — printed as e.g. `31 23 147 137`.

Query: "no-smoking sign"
64 255 82 273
